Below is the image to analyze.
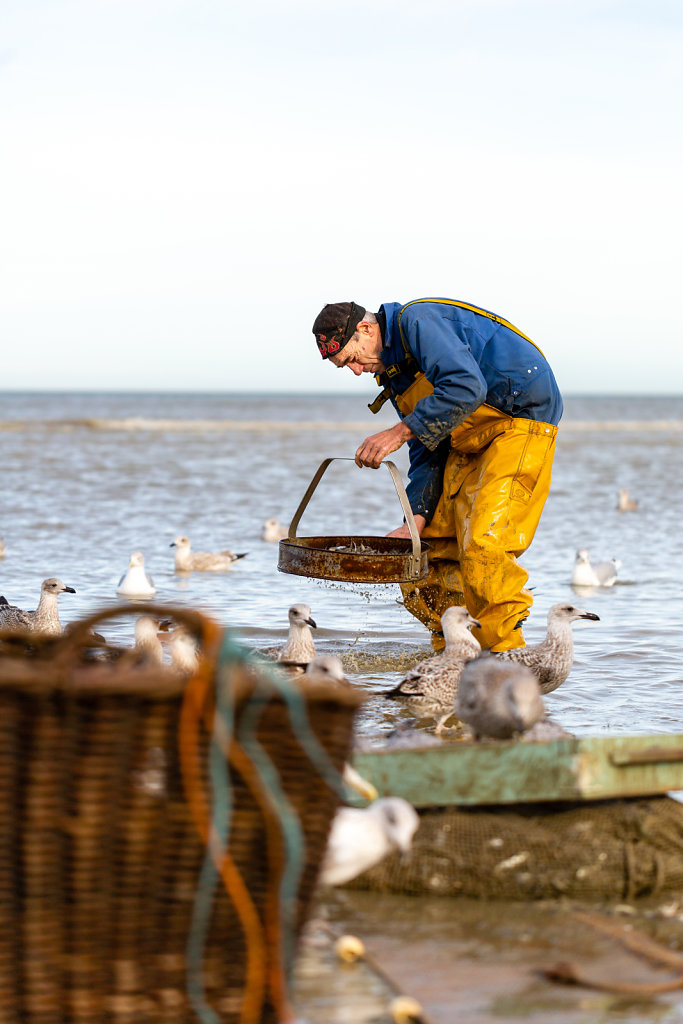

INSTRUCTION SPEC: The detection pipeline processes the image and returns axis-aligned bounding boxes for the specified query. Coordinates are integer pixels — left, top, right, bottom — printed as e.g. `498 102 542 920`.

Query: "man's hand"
355 421 415 469
386 514 427 539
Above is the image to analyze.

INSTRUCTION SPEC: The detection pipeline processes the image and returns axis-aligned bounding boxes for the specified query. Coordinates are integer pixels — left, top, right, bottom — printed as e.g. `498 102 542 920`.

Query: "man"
312 298 563 652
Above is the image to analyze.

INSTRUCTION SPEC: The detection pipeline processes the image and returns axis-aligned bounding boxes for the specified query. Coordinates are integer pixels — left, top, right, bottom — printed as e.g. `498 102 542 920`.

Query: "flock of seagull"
0 489 636 887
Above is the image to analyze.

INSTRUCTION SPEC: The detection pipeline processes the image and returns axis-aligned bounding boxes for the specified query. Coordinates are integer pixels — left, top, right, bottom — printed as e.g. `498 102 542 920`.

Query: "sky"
1 0 681 394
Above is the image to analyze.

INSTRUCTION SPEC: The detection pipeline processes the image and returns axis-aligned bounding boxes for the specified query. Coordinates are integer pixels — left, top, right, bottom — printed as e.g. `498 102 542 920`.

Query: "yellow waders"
396 376 557 652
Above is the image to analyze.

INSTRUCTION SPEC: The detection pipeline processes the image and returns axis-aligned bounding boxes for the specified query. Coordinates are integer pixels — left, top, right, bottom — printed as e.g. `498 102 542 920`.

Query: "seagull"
303 654 349 687
169 627 199 675
617 489 638 512
385 606 481 732
496 602 600 694
454 654 545 740
134 615 164 665
318 797 419 887
383 719 443 749
170 535 247 572
571 549 620 587
0 578 76 635
260 604 318 667
117 551 156 598
262 518 289 542
0 538 6 558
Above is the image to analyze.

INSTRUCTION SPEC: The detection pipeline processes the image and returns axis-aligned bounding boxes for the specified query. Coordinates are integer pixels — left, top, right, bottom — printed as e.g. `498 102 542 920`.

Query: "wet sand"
294 891 683 1023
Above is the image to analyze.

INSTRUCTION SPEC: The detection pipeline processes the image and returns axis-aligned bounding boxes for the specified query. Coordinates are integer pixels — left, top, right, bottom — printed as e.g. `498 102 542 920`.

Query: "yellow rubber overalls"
395 376 557 652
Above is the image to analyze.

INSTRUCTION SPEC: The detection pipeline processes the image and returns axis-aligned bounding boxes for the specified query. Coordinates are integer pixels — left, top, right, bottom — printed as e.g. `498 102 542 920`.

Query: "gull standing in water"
386 606 481 733
0 578 76 635
134 615 164 665
455 655 545 740
571 549 620 587
617 489 638 511
170 535 247 572
117 552 156 598
496 602 599 694
262 518 289 542
260 604 318 669
318 797 419 887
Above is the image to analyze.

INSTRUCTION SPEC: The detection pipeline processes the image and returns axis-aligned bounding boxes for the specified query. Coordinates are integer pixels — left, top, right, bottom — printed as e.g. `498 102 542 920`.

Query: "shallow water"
1 391 682 741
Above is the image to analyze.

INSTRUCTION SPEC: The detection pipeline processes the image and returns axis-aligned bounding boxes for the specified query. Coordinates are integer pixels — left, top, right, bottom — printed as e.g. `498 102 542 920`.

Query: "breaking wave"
2 418 683 434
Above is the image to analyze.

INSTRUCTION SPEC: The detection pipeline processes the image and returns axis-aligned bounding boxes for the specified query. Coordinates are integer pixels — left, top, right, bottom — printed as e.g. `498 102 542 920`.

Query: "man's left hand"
355 422 415 469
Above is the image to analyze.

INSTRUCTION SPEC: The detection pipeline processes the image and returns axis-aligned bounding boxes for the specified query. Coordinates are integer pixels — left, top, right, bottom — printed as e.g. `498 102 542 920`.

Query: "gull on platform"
0 578 76 635
170 535 247 572
455 654 545 740
385 606 481 733
496 602 599 694
117 552 156 598
318 797 419 887
571 549 620 588
262 518 289 542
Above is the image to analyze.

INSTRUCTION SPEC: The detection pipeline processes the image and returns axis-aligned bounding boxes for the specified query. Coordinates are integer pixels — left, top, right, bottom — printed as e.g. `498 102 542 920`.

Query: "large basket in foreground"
0 605 361 1024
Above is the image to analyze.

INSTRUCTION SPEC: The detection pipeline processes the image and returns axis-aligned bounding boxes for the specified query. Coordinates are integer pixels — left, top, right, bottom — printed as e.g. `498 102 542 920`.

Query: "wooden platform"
352 733 683 806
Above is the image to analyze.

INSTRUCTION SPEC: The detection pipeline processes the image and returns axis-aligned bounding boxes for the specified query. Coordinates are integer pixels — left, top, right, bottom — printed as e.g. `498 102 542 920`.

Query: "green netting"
346 797 683 901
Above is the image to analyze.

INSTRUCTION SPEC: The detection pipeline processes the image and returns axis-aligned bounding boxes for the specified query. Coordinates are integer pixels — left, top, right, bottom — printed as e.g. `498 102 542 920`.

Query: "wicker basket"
0 605 361 1024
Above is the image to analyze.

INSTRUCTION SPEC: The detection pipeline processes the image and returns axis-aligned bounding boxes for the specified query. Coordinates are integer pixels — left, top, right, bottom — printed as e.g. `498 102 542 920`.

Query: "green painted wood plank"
351 734 683 807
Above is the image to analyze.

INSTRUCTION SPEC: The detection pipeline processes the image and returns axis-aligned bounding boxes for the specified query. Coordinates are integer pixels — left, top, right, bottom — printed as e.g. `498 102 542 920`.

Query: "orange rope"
207 700 296 1022
179 622 267 1024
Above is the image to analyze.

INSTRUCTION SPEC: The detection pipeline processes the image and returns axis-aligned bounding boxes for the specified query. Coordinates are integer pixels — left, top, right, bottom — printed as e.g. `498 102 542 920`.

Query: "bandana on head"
312 301 367 359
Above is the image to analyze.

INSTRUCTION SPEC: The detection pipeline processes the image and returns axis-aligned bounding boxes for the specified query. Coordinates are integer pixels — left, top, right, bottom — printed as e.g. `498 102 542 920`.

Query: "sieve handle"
287 457 423 577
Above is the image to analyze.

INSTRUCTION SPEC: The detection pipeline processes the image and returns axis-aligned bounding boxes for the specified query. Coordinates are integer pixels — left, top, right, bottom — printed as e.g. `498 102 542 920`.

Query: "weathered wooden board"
351 734 683 806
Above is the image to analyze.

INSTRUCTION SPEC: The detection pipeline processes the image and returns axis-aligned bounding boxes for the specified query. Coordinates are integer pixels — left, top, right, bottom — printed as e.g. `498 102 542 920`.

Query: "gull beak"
64 586 76 594
342 764 379 802
580 612 600 621
169 542 176 548
470 618 482 630
306 617 317 629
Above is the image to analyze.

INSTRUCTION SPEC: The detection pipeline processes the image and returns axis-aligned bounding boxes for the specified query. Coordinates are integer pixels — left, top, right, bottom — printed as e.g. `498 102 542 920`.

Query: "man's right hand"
386 515 426 539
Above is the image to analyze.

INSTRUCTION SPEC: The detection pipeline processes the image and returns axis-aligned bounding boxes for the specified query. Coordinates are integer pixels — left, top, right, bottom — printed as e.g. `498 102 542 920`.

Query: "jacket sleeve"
400 312 487 451
405 436 451 523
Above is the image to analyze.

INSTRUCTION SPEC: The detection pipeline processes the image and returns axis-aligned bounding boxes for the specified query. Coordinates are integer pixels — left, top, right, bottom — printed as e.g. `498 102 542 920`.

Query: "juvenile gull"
169 627 199 675
134 615 164 665
571 549 620 587
117 552 156 598
303 654 348 687
318 797 419 887
0 577 76 635
261 604 318 667
170 535 247 572
617 489 638 512
496 602 600 694
385 606 481 733
262 518 288 542
455 654 545 740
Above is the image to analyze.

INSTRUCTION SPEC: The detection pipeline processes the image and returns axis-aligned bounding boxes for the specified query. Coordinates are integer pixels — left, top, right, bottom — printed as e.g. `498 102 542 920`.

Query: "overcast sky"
1 0 681 394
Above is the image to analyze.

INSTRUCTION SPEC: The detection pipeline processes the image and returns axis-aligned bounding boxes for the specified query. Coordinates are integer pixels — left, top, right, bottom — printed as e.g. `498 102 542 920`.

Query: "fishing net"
0 605 361 1024
346 797 683 901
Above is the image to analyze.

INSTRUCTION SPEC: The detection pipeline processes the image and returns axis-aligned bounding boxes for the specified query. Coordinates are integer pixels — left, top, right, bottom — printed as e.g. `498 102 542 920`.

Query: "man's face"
328 322 384 376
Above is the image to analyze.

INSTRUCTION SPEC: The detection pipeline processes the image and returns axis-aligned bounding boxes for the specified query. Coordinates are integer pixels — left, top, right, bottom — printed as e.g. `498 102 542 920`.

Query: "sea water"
2 391 682 741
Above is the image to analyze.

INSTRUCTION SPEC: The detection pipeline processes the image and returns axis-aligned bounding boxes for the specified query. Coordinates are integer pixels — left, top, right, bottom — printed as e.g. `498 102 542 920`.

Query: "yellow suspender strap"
396 298 546 358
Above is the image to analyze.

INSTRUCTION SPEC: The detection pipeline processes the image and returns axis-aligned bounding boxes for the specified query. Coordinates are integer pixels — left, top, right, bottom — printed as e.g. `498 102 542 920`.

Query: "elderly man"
312 298 563 652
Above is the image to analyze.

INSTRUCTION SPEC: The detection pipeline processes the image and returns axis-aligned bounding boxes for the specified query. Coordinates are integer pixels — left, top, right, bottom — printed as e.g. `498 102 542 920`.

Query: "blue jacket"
376 299 563 521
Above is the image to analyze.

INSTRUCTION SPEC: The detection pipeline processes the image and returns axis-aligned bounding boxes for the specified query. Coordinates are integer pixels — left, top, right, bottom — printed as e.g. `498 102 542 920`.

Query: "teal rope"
185 639 237 1024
